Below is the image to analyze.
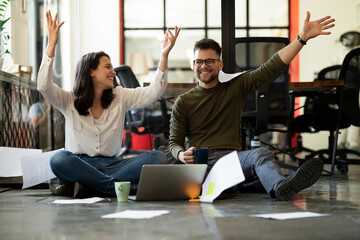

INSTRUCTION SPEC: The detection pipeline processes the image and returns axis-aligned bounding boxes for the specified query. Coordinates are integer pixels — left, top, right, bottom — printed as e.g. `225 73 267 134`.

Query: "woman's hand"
161 26 181 57
46 10 64 58
158 26 180 72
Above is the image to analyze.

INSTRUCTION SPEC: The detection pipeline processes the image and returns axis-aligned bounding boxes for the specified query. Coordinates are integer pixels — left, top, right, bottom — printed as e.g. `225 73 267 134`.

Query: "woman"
39 11 180 198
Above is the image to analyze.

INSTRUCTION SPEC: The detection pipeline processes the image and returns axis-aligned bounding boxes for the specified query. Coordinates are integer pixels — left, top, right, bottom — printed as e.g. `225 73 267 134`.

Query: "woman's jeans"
50 150 168 196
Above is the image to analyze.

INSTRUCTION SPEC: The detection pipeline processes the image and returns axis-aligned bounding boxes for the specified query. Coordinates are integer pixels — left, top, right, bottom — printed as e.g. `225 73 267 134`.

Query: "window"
28 0 61 86
122 0 289 84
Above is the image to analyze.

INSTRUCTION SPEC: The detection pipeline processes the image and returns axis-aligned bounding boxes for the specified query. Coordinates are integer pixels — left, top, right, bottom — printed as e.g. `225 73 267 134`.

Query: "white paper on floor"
53 197 110 204
251 211 330 220
101 210 170 219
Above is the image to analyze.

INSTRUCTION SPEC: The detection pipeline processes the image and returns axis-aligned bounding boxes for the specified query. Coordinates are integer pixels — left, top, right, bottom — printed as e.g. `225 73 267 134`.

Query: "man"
168 12 335 201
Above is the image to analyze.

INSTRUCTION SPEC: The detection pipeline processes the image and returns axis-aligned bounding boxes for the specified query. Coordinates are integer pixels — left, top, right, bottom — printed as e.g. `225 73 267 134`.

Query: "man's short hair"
193 39 222 58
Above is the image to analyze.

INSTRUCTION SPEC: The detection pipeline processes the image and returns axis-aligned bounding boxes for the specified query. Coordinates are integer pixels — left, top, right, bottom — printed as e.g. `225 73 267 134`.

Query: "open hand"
46 10 64 57
301 11 335 41
161 26 181 57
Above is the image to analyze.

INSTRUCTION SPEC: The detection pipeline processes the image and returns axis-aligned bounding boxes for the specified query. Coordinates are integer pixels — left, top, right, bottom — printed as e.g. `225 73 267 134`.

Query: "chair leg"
153 136 160 150
124 131 132 149
305 131 349 175
286 135 315 161
118 131 132 159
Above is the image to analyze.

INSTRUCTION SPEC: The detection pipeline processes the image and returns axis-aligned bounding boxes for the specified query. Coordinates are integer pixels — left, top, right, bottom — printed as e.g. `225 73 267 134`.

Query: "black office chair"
286 65 343 160
113 65 170 157
288 48 360 174
235 37 291 151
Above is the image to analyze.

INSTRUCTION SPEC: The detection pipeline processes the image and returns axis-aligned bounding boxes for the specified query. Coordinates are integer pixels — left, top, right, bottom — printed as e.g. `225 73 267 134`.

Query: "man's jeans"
207 148 285 194
50 150 168 196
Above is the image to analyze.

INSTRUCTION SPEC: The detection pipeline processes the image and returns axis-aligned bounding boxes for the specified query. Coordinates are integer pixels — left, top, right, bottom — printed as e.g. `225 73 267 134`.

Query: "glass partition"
123 0 290 84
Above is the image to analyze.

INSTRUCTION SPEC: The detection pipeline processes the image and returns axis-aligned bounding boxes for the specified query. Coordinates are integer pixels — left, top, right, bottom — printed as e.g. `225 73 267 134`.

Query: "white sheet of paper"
200 151 245 203
218 70 247 83
101 210 170 219
21 149 62 189
252 212 330 220
0 147 42 177
53 197 110 204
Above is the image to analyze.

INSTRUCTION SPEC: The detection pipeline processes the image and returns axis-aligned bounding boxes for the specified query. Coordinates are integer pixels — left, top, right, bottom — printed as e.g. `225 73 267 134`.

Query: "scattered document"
218 70 247 83
21 149 63 189
252 212 330 220
102 210 170 219
0 147 42 177
53 197 110 204
200 151 245 203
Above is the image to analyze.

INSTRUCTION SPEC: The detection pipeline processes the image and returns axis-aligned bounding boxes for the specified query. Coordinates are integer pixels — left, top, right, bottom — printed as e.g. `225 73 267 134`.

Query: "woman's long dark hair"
73 51 115 115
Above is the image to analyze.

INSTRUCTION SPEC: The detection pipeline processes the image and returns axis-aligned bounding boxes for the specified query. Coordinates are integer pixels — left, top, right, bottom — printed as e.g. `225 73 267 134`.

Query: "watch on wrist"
297 35 307 45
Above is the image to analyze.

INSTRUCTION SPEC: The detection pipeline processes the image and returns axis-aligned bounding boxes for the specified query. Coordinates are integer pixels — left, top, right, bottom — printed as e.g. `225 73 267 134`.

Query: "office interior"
1 0 360 239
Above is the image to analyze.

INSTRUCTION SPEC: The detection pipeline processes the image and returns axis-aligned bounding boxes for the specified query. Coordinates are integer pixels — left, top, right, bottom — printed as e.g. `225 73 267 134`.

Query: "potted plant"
0 0 11 69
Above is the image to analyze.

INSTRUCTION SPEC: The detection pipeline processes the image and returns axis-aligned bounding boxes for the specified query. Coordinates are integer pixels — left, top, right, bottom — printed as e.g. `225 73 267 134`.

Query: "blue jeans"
50 150 168 196
207 148 285 194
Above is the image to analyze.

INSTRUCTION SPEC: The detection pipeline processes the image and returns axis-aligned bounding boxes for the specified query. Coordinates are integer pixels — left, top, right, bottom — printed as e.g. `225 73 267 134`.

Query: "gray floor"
1 164 360 240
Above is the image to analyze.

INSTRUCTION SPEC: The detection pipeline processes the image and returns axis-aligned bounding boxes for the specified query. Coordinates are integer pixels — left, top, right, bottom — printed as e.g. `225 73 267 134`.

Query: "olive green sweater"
169 53 287 160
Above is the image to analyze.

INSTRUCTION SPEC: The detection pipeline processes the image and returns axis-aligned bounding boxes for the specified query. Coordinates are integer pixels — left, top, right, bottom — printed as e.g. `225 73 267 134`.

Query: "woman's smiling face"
91 56 116 91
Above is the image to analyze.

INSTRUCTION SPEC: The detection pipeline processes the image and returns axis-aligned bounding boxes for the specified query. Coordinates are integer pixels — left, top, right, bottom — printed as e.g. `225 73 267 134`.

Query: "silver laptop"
128 164 207 201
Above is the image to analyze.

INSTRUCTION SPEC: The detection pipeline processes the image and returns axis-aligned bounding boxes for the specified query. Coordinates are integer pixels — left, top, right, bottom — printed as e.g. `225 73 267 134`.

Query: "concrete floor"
1 164 360 240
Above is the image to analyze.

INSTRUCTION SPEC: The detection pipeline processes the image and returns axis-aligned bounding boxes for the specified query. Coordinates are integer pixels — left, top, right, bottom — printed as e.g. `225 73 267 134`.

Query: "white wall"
59 0 120 91
10 0 29 66
299 0 360 150
299 0 360 81
8 0 119 92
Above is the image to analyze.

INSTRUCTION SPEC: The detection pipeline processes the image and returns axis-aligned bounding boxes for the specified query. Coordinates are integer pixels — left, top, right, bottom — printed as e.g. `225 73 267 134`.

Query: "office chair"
235 37 291 152
286 65 342 161
288 48 360 174
329 48 360 172
113 65 170 157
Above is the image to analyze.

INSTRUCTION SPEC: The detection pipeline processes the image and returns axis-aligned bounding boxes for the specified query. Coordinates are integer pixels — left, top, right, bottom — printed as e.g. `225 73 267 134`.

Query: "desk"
289 80 344 119
288 80 345 175
289 80 344 92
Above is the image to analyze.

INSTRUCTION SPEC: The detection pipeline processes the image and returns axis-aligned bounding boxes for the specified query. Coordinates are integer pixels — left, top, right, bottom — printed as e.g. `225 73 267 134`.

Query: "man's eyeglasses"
193 58 220 67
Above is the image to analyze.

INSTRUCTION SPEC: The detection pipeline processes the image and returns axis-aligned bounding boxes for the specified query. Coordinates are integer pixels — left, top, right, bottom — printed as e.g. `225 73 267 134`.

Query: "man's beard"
196 73 217 84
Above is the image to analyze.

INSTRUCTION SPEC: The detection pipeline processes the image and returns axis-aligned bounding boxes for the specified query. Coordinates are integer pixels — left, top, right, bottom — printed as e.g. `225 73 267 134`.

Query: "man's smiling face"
193 48 223 89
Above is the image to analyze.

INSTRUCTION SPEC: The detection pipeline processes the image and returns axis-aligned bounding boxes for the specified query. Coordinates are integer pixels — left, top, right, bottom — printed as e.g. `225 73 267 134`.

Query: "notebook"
128 164 207 201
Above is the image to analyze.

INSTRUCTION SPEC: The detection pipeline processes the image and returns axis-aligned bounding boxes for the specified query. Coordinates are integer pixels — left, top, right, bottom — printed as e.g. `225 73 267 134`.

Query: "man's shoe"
49 178 74 197
275 158 323 201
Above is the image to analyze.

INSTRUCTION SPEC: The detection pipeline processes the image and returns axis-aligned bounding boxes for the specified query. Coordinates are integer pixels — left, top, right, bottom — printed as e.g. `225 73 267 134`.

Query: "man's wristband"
296 35 307 45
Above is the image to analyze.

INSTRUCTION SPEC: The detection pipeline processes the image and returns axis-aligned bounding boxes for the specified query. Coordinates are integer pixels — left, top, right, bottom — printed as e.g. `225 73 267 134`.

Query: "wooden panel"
289 80 344 92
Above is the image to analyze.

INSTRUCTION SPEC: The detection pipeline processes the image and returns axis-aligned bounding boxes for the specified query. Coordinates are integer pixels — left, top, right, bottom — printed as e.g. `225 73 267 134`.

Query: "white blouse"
37 54 167 157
